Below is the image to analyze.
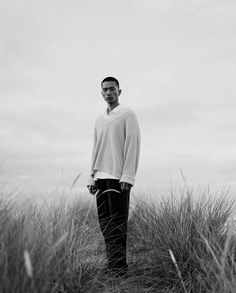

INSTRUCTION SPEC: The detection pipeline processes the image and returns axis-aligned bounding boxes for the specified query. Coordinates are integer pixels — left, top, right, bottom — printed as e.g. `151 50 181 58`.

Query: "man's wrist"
120 182 132 191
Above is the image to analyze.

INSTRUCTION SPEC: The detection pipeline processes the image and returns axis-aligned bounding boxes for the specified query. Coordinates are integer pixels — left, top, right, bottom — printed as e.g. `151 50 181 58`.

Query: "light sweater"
94 105 123 181
89 105 140 186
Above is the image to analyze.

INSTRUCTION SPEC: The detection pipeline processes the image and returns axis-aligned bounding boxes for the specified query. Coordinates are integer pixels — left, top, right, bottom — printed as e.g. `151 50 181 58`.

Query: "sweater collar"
106 104 124 115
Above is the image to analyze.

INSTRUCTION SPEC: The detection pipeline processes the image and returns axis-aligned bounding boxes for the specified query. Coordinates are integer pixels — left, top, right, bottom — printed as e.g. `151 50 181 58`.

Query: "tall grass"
0 186 236 292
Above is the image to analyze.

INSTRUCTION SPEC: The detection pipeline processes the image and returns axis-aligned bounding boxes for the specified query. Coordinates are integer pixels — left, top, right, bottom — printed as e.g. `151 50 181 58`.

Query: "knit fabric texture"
89 107 140 186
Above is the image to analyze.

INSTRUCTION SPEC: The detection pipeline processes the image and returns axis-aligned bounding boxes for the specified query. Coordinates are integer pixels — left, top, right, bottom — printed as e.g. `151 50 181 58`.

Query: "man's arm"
120 111 141 187
88 124 98 195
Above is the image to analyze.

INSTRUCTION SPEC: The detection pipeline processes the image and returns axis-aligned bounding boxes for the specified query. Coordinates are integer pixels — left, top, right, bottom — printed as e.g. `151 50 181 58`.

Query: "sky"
1 0 236 197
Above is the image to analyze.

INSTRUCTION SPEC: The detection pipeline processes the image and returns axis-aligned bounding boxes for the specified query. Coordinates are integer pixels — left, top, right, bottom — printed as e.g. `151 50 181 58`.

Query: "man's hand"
120 182 132 192
87 184 98 195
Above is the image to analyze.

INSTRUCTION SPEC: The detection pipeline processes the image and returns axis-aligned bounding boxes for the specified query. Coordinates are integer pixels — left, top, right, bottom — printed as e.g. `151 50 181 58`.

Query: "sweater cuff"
119 175 135 186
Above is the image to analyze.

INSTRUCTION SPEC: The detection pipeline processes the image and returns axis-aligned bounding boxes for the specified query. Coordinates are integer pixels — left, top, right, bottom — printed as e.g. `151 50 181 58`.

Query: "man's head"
101 76 120 89
101 77 121 106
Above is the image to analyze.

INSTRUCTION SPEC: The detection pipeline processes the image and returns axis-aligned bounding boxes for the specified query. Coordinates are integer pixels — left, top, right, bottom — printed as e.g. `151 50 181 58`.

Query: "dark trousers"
95 179 130 270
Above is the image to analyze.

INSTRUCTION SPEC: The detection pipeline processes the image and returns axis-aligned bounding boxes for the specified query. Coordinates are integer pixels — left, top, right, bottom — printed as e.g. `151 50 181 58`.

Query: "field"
1 185 236 293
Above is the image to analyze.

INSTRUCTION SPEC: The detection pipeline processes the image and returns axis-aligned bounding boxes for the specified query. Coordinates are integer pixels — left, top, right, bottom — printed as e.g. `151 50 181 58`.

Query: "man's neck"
107 102 119 114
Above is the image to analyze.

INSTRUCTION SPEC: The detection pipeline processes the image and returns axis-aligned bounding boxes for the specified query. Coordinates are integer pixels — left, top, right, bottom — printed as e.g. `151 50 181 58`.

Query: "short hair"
101 77 120 89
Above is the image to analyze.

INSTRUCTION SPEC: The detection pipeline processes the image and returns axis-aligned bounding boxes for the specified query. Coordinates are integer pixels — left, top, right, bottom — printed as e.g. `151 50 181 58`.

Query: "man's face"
101 81 121 105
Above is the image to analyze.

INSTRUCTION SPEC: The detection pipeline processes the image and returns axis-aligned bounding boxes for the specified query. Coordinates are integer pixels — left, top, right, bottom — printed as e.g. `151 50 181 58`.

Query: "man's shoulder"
122 108 138 120
95 113 105 124
112 108 138 123
120 107 136 116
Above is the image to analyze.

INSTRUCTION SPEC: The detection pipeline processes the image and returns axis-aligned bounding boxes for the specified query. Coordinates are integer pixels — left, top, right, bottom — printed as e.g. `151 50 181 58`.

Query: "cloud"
1 0 236 192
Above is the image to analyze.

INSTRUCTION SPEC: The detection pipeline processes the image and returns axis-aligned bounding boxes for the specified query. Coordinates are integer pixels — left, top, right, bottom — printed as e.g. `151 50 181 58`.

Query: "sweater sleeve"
120 111 141 186
88 124 97 186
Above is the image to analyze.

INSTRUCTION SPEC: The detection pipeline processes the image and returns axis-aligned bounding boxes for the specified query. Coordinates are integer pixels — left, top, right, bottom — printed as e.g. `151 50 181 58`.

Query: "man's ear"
119 89 122 96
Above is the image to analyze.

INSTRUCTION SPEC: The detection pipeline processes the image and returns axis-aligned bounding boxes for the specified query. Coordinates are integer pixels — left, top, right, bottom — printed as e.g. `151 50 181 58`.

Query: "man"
88 76 140 276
